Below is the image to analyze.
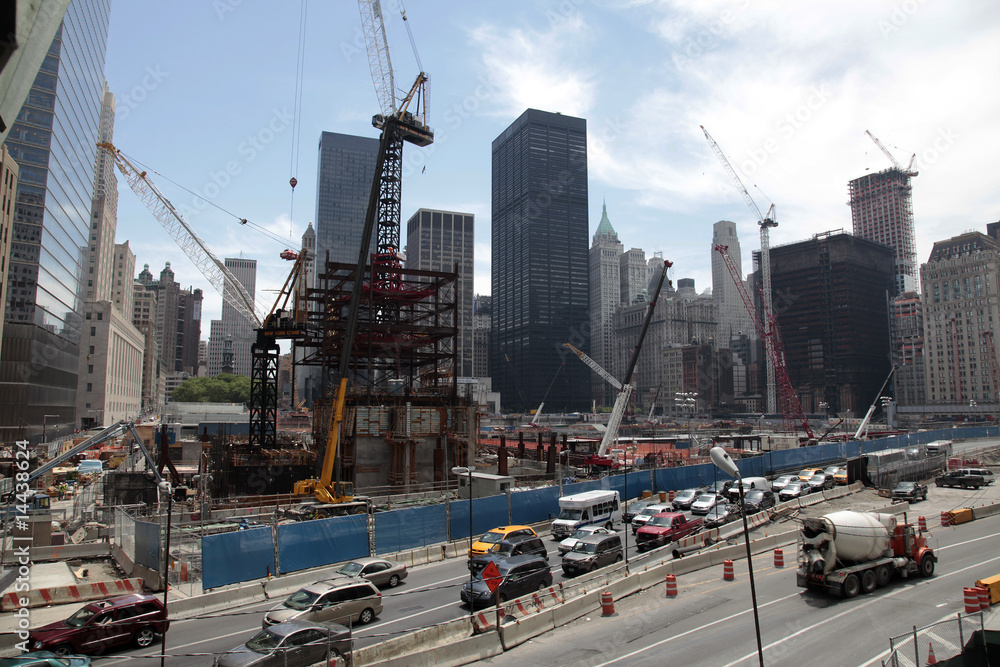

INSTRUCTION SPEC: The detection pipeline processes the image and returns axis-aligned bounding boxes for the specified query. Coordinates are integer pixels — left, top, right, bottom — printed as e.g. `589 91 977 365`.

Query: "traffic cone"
926 641 937 665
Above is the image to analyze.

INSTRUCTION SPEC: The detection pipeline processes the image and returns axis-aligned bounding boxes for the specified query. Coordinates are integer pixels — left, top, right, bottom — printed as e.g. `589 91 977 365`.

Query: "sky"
104 0 1000 331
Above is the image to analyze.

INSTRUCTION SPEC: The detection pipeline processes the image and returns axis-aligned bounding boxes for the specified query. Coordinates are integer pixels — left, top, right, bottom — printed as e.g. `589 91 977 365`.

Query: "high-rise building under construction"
848 168 917 296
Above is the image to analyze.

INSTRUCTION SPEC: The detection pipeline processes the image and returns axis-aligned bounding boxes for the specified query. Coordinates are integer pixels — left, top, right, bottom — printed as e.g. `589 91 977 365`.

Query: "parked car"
460 554 552 606
623 499 657 523
770 475 798 493
806 474 834 492
0 653 91 666
489 535 549 562
561 533 624 575
671 488 707 511
935 471 984 489
263 579 382 628
740 489 776 513
778 482 811 502
689 494 720 515
703 503 739 528
27 594 168 657
469 525 537 558
954 468 995 485
892 481 928 502
557 525 613 555
707 480 734 497
631 503 672 533
332 557 407 588
215 620 351 667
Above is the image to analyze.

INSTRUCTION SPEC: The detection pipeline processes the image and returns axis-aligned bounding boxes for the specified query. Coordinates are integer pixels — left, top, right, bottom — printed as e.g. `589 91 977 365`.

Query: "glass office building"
490 109 591 413
314 131 379 267
0 0 111 443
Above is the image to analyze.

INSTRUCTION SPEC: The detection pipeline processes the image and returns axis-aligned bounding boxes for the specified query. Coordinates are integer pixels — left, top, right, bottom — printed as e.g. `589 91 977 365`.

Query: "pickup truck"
635 512 702 552
891 481 928 502
934 471 984 490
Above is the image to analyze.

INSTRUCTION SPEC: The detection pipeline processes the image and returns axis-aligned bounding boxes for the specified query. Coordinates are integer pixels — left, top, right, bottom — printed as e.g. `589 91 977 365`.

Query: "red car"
28 594 169 656
635 512 702 551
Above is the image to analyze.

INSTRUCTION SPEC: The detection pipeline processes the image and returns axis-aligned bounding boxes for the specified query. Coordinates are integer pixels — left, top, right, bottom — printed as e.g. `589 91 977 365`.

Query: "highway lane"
481 499 1000 666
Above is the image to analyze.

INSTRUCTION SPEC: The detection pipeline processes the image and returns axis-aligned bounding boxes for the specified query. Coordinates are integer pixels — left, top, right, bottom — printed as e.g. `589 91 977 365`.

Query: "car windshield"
775 476 793 484
825 467 840 474
648 516 674 527
640 507 663 517
570 529 593 539
572 542 598 554
629 502 652 513
480 530 508 544
337 562 364 576
895 483 914 490
676 490 695 499
810 475 825 483
746 491 763 500
695 495 715 503
798 470 813 477
65 605 98 627
558 509 583 521
246 628 283 652
706 507 726 518
283 589 320 610
785 483 802 491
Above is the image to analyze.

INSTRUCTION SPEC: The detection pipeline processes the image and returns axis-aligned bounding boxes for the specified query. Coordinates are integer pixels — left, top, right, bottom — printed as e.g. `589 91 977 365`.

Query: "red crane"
715 244 815 442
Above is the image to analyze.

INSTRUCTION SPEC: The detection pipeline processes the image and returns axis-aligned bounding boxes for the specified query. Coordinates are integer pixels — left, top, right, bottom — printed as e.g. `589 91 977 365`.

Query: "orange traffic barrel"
723 559 735 581
918 516 927 532
976 586 990 611
940 511 950 527
964 587 981 614
601 591 616 616
774 548 784 568
665 574 677 597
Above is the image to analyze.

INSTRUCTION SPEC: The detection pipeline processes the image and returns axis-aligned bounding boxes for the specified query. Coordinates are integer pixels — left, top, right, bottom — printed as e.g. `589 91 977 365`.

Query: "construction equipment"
865 130 917 177
701 126 778 414
853 365 896 440
645 381 664 424
24 421 164 486
563 343 622 391
294 0 432 505
716 244 815 442
586 261 671 468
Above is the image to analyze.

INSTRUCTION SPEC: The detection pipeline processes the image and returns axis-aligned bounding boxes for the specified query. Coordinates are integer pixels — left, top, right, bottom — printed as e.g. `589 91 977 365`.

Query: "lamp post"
880 396 893 430
452 466 474 616
710 446 764 667
157 480 173 667
675 392 698 451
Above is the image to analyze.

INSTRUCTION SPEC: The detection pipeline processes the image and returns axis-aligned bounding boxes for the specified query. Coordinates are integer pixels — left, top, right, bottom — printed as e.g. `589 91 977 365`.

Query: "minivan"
263 579 382 628
461 554 552 606
726 477 771 502
561 533 624 576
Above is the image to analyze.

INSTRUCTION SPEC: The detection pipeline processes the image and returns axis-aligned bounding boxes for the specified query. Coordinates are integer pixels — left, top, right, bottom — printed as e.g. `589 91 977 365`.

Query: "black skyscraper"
491 109 590 413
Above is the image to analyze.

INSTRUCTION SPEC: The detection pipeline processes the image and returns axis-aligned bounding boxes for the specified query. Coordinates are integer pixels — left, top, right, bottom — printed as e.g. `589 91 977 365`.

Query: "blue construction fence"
200 425 996 589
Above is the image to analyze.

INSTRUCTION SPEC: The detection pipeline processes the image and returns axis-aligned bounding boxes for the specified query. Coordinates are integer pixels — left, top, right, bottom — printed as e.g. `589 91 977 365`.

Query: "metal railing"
883 611 987 666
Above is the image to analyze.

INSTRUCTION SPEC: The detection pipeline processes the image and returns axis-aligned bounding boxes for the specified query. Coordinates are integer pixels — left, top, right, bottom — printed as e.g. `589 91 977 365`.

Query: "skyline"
103 1 1000 330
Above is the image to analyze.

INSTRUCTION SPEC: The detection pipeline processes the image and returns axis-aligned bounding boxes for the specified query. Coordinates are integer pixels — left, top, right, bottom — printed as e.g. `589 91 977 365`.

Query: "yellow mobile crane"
292 0 432 509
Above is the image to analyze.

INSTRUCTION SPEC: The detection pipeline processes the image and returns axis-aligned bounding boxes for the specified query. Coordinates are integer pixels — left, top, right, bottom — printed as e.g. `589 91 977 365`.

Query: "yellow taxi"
797 468 825 482
468 525 537 558
833 468 849 485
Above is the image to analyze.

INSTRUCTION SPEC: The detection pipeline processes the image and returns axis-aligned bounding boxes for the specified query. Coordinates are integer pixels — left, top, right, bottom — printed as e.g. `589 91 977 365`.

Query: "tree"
171 374 251 405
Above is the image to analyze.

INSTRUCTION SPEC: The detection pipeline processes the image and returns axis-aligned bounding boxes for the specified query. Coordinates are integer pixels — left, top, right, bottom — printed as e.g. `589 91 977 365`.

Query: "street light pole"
452 466 474 617
710 446 764 667
157 481 173 667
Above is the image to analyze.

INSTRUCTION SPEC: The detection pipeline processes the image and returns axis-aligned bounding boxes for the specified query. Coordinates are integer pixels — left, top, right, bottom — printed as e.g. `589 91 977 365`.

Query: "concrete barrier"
973 503 1000 519
499 608 555 650
552 589 601 627
354 616 474 665
0 577 144 611
0 542 110 565
356 630 504 667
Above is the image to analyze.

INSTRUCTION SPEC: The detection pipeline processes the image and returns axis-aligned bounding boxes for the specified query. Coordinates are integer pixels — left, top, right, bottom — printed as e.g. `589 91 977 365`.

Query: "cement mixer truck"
796 511 936 597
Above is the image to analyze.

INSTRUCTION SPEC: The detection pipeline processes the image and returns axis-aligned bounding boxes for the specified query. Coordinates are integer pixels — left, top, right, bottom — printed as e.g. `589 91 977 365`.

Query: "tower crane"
716 244 815 442
865 130 918 176
293 0 433 505
701 126 778 414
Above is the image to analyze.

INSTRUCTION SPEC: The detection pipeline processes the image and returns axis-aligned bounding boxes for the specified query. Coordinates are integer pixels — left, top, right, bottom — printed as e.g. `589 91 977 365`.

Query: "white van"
956 468 994 485
726 477 771 502
551 490 622 540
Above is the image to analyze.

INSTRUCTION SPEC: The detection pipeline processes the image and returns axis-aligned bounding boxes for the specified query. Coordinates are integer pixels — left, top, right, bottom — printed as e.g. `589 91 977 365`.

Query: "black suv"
935 471 984 489
461 554 553 607
740 489 776 513
489 535 548 562
561 533 624 576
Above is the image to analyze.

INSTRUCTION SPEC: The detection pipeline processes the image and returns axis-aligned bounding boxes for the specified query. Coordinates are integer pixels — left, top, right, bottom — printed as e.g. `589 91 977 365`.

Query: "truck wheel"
919 554 935 577
861 570 877 594
875 564 892 587
842 574 860 598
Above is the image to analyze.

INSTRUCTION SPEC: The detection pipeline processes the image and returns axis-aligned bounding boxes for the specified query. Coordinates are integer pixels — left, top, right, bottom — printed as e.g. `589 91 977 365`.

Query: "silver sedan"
333 557 408 588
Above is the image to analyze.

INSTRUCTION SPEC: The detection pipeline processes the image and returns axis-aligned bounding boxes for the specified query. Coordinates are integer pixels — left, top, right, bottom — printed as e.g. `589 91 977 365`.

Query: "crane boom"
865 130 918 177
359 0 396 116
97 142 261 329
563 343 622 391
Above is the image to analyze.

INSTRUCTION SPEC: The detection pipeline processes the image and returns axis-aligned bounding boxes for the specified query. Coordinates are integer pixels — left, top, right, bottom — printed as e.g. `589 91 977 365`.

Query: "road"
94 446 998 665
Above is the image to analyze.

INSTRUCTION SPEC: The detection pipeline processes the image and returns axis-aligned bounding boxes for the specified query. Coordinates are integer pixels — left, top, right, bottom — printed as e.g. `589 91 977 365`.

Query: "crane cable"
288 0 309 236
398 0 423 72
118 149 292 249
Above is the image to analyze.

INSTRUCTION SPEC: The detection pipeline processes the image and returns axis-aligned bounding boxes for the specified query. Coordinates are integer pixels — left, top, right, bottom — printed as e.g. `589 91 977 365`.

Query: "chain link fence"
884 611 987 666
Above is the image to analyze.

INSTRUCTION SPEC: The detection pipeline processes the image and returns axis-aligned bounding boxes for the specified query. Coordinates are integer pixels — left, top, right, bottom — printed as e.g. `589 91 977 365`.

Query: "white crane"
563 343 622 391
